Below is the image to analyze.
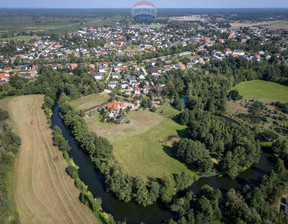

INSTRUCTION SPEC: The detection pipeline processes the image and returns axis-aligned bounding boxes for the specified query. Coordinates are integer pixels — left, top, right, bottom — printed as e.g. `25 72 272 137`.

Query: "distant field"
85 103 196 180
230 20 288 30
0 35 37 42
130 23 163 28
232 80 288 103
71 92 110 111
0 95 97 224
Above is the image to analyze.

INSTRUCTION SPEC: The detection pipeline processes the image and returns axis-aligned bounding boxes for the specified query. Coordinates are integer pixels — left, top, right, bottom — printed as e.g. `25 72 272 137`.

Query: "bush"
66 165 78 178
150 106 157 112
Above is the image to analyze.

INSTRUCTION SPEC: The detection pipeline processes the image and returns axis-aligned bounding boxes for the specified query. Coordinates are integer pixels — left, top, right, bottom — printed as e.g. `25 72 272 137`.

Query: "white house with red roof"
134 87 141 95
107 100 125 117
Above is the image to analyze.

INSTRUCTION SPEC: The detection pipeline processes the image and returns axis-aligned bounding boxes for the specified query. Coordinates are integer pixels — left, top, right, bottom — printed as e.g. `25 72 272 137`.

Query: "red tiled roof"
107 100 124 111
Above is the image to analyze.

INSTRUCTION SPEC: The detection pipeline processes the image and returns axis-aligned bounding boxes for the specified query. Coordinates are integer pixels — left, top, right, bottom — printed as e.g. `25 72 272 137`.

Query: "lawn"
70 92 110 111
85 106 197 180
232 80 288 103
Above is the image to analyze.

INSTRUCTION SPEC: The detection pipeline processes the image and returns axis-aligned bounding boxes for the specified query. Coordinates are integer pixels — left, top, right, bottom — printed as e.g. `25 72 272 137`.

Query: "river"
51 104 275 224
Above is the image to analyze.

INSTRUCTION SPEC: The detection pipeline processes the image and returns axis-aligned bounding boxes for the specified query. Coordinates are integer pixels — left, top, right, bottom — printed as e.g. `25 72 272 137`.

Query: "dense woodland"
175 109 261 179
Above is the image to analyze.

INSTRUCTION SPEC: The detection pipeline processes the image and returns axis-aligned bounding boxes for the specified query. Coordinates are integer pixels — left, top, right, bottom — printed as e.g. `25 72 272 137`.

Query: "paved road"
35 43 54 60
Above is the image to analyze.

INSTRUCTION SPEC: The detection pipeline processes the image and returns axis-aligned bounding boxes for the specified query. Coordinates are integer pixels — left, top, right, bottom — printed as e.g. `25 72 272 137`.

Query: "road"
105 68 113 83
35 43 54 60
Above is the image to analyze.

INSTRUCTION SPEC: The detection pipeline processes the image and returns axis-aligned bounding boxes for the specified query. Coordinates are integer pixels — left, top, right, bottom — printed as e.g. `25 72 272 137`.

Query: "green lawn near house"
71 92 110 111
85 103 197 180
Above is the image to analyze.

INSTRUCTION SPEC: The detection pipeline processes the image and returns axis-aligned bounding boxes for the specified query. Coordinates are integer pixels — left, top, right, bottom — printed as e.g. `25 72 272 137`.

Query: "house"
134 87 141 95
99 67 106 74
94 74 103 81
112 73 120 79
128 77 137 84
218 38 225 43
151 69 159 76
107 100 125 117
137 72 145 80
115 41 124 46
123 66 129 71
143 87 149 94
163 65 171 72
123 90 131 96
133 65 141 71
233 50 245 56
117 61 123 67
107 81 118 89
102 61 109 67
0 73 10 82
70 63 78 69
176 63 186 69
120 80 128 89
21 66 28 71
3 67 12 73
224 48 233 55
89 66 95 72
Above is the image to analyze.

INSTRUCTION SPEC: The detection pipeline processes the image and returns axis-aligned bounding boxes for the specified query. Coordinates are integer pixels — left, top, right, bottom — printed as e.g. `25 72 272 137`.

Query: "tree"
228 90 242 101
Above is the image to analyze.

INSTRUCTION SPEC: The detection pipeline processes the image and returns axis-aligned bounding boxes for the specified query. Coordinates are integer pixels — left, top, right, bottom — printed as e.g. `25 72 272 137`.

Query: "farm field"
0 35 38 42
0 95 97 224
230 20 288 30
85 104 196 180
231 80 288 103
71 92 110 111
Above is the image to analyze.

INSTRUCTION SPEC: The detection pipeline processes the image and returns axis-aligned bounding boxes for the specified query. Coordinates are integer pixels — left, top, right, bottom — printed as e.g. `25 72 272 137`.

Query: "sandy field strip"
5 95 97 224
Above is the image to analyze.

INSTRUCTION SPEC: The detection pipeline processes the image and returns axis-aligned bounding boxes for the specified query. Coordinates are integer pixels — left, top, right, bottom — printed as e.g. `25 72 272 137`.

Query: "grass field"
71 92 110 111
86 103 197 180
232 80 288 103
130 23 163 28
0 95 97 224
0 35 38 42
230 20 288 30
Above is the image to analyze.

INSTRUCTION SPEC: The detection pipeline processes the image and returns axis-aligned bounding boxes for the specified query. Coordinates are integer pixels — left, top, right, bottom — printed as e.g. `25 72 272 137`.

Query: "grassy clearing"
0 35 38 42
156 102 181 118
86 105 196 180
232 80 288 103
0 95 97 224
71 92 110 111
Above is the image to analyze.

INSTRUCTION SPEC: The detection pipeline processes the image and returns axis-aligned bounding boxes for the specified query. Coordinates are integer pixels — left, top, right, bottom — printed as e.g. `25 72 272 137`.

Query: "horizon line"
0 7 288 9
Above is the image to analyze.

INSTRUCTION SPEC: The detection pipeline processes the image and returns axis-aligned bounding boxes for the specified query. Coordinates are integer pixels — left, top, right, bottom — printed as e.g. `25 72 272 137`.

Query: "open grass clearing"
71 92 110 111
231 80 288 103
85 106 196 180
0 35 38 42
0 95 97 224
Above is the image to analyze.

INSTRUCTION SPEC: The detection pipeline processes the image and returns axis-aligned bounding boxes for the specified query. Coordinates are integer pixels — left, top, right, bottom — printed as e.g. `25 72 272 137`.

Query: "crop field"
0 95 97 224
232 80 288 103
230 20 288 30
0 35 38 42
85 103 196 180
71 92 110 111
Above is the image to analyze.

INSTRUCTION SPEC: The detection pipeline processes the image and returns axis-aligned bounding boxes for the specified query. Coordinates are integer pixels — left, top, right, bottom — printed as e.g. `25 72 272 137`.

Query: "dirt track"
6 95 97 224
